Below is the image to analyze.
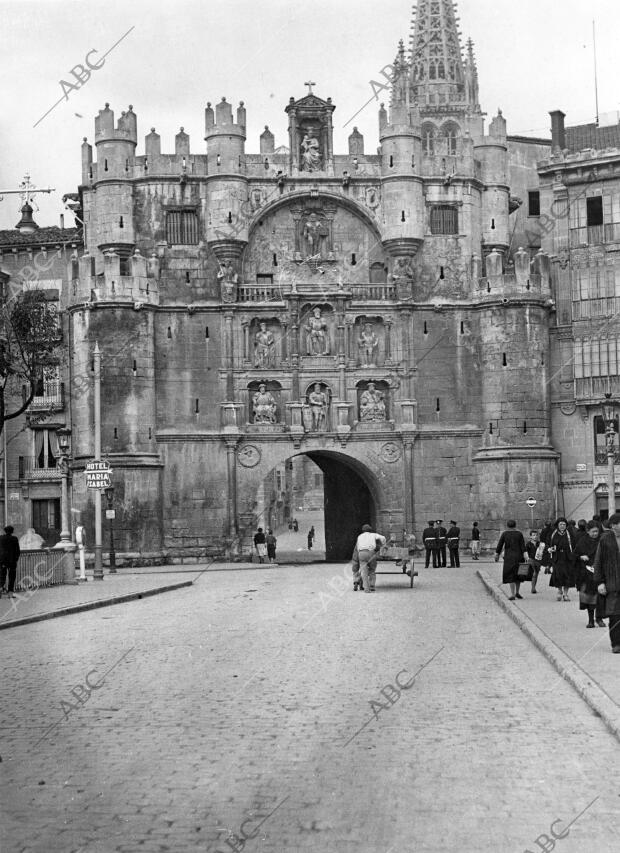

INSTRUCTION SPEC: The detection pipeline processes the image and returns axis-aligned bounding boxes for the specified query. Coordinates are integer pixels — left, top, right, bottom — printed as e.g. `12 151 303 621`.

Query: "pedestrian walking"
470 521 481 560
524 530 544 594
0 525 20 599
353 524 386 593
293 519 299 533
266 529 277 563
447 521 460 567
423 521 438 568
548 518 574 602
593 513 620 653
288 519 293 531
574 519 588 548
540 519 554 574
436 520 447 567
494 520 527 601
307 526 315 550
574 521 606 628
253 527 267 564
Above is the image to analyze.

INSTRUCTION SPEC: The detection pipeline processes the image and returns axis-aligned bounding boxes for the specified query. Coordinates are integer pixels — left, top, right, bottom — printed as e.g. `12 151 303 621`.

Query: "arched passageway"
252 450 377 562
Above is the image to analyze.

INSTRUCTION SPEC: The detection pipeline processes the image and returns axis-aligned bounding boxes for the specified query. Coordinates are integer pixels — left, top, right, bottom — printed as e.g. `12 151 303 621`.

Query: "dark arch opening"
250 450 377 563
305 451 376 560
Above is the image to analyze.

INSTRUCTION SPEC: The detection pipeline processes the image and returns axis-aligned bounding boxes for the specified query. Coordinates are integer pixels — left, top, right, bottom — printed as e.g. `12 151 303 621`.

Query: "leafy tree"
0 289 62 438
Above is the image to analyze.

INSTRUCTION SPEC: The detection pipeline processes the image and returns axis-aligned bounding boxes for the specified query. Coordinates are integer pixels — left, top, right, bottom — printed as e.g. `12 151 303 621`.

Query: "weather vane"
0 173 55 211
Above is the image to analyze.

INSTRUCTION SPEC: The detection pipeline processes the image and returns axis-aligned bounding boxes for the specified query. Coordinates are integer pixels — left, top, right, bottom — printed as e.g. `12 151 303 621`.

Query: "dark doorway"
306 452 375 560
32 498 61 547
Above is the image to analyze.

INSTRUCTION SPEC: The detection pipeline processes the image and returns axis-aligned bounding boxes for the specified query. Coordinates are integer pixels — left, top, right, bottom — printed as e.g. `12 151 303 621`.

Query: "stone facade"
55 0 569 559
540 110 620 521
0 210 80 542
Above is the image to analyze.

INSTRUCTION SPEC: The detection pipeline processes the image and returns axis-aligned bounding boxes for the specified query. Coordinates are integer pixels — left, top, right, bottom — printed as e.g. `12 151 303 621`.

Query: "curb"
477 569 620 744
0 580 194 631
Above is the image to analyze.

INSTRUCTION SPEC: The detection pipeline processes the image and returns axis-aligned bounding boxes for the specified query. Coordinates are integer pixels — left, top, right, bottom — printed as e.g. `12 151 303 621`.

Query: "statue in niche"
389 257 414 284
217 260 239 303
358 322 379 367
254 322 276 369
302 212 328 258
252 384 277 424
308 383 329 431
360 382 387 423
300 128 322 172
305 307 330 355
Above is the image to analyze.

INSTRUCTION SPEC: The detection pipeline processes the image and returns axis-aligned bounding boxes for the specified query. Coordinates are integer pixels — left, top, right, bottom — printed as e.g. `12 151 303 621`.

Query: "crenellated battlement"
204 98 247 139
95 103 137 145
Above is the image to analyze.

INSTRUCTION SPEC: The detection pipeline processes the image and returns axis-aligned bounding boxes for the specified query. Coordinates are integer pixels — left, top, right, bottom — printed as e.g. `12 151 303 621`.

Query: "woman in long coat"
495 520 527 601
549 517 574 602
573 520 606 628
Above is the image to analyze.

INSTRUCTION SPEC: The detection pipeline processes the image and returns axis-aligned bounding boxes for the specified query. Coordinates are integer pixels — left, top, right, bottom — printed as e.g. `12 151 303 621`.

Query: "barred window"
166 210 199 245
430 205 458 235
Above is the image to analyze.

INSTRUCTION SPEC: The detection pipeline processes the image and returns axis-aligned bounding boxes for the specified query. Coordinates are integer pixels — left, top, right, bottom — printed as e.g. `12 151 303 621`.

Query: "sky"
1 0 619 230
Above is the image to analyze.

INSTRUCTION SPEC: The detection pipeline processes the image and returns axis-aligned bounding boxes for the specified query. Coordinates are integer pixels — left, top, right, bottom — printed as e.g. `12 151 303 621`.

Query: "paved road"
1 563 619 852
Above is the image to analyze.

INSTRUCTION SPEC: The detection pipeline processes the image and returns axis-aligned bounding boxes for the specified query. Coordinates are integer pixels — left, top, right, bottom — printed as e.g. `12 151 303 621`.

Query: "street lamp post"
56 427 72 544
603 392 617 518
104 485 116 572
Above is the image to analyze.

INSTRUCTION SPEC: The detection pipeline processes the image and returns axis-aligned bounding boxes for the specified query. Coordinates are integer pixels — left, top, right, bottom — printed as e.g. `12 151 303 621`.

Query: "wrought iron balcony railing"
18 456 61 480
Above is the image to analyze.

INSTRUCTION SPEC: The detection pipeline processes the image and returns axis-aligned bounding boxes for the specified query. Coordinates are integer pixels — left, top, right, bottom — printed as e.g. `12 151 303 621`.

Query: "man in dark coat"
447 521 461 567
423 521 438 568
436 520 447 567
594 512 620 653
0 525 21 598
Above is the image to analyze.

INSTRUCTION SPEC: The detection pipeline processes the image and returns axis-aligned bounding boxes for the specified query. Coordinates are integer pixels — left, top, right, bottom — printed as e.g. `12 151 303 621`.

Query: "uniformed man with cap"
423 520 438 568
447 521 461 567
436 520 448 567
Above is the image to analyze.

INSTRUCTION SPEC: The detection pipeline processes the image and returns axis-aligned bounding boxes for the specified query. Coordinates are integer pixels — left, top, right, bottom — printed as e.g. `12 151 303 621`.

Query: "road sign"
105 509 116 520
86 461 112 489
87 472 111 489
86 461 111 473
526 497 537 508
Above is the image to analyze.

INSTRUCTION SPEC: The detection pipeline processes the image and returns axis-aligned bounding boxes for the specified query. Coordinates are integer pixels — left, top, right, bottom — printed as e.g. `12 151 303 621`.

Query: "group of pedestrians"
422 520 469 568
252 527 278 563
495 514 620 654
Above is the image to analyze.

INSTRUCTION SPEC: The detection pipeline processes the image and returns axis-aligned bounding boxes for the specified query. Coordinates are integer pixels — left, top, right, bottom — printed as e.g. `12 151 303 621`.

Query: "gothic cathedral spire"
408 0 479 112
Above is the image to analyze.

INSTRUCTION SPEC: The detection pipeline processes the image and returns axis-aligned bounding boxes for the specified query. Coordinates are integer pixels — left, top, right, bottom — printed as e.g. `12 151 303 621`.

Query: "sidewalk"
478 560 620 742
0 569 198 631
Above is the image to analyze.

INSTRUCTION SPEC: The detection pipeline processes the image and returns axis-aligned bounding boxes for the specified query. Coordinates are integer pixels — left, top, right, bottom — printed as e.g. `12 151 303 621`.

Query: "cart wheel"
409 564 415 587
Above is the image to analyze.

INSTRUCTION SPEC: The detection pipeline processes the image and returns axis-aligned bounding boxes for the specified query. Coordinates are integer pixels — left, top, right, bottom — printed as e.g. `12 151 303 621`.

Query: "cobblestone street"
2 562 620 852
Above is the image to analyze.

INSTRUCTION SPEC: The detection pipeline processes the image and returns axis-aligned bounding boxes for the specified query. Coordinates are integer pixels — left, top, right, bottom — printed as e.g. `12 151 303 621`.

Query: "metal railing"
595 450 620 466
18 456 60 480
30 382 65 410
14 549 67 592
575 376 620 400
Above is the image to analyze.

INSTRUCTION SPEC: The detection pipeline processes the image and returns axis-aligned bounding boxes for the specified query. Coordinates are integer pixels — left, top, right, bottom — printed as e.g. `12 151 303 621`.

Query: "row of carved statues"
254 312 381 367
252 381 387 429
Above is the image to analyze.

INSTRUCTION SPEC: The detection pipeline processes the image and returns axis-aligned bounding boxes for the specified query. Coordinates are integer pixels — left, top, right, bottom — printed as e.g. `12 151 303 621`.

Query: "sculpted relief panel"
243 201 386 286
